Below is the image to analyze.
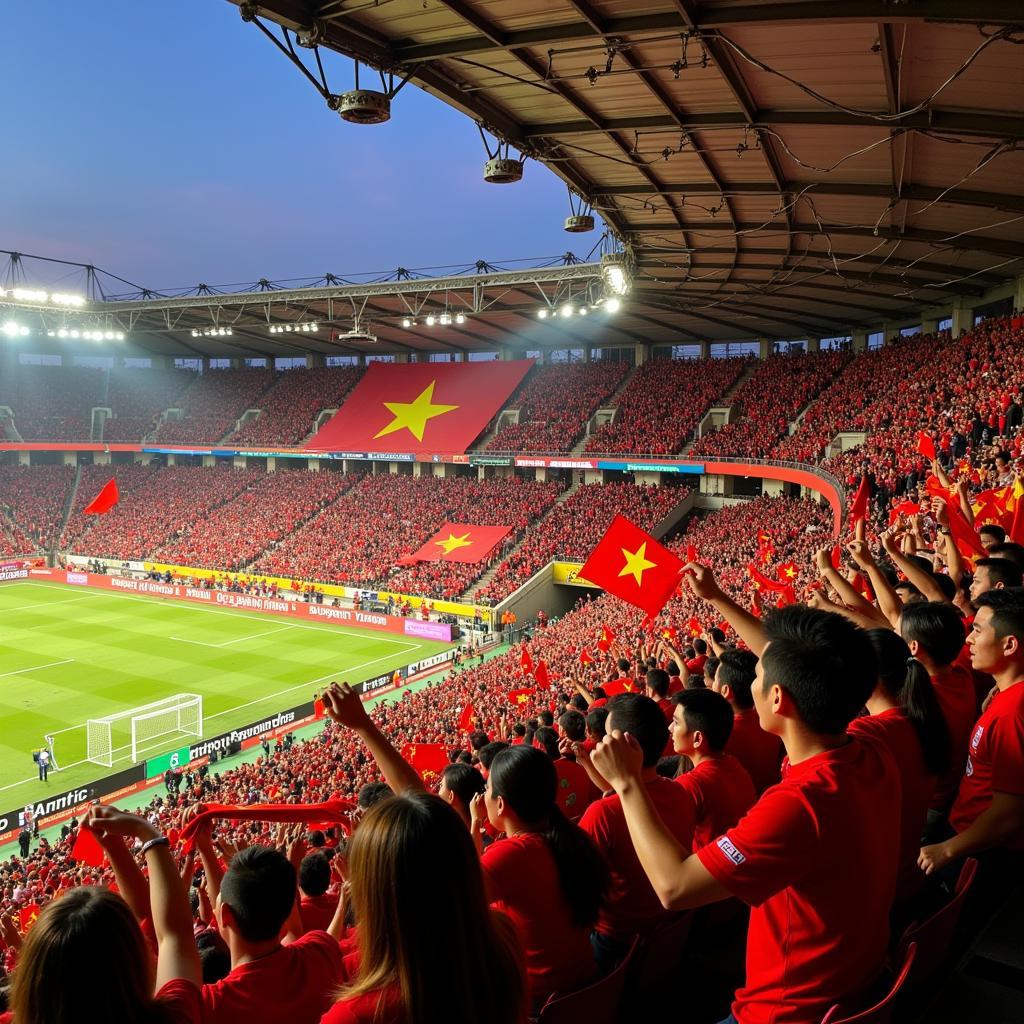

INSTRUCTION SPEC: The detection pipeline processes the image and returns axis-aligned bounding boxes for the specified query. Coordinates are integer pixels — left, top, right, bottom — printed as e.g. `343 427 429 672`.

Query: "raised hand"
321 681 371 731
591 729 644 793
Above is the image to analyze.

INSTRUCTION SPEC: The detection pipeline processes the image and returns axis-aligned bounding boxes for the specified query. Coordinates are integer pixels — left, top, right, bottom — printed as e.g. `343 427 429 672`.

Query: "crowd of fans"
153 368 277 445
0 365 104 441
485 361 629 452
585 357 750 455
0 465 75 551
101 367 197 443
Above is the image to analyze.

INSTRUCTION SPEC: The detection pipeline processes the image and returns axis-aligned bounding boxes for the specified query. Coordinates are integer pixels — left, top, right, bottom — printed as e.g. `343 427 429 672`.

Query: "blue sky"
2 1 596 292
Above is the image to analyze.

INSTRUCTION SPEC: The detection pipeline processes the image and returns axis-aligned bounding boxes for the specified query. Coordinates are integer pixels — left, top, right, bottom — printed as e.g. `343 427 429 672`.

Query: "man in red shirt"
920 589 1024 898
715 648 783 794
533 725 598 818
671 689 757 851
579 693 696 972
298 851 339 933
595 567 902 1024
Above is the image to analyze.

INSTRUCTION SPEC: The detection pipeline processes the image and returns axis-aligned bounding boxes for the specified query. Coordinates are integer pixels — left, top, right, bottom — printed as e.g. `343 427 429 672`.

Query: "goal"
85 694 203 768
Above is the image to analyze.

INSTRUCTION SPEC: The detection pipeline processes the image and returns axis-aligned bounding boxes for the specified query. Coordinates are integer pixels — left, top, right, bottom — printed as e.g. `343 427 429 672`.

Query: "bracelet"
140 835 170 855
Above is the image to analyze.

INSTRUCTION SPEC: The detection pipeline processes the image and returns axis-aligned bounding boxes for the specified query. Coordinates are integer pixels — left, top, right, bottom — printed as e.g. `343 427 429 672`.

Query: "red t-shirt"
157 979 204 1024
482 832 597 1005
300 892 340 934
674 754 757 851
554 758 597 819
930 662 978 809
201 930 343 1024
848 708 935 899
321 985 404 1024
697 739 901 1024
685 655 708 676
950 680 1024 845
726 708 783 795
580 777 696 940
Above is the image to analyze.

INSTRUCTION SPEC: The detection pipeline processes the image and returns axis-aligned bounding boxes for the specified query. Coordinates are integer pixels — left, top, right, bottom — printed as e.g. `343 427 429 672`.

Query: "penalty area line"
0 659 75 679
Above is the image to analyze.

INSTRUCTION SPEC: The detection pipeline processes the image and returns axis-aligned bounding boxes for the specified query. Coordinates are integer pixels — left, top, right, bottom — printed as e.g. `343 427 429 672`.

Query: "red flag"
849 475 870 524
851 572 875 604
747 563 791 594
507 687 536 707
685 544 699 564
947 502 988 561
830 545 842 570
776 560 799 583
83 478 119 515
313 697 326 720
686 617 701 638
716 620 730 635
534 661 550 689
19 903 41 933
603 678 639 697
404 523 512 564
579 648 594 665
457 703 476 733
400 743 449 784
71 826 106 868
578 515 685 619
597 625 615 652
888 500 921 526
917 432 937 461
1010 479 1024 545
520 647 534 676
661 626 678 640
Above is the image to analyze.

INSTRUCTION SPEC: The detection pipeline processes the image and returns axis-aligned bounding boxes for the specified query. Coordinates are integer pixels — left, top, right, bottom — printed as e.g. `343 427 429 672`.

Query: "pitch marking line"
0 595 99 614
168 624 297 649
0 658 75 679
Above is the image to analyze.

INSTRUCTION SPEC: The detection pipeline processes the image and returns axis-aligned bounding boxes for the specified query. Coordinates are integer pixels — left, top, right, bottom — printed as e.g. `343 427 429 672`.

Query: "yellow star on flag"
784 566 797 579
435 531 473 555
373 381 458 442
618 542 657 587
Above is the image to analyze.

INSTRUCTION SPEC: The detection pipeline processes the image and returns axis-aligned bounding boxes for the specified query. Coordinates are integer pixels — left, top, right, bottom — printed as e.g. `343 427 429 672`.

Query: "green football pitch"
0 580 453 811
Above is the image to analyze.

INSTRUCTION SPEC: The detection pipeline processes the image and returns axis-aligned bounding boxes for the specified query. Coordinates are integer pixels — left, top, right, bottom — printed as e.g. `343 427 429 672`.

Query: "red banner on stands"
400 523 511 564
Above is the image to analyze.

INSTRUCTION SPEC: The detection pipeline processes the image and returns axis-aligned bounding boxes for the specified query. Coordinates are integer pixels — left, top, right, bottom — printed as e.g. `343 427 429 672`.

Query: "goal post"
84 694 203 769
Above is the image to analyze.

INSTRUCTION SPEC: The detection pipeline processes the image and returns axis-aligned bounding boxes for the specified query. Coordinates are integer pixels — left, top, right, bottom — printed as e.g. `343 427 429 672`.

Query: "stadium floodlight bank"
84 694 203 768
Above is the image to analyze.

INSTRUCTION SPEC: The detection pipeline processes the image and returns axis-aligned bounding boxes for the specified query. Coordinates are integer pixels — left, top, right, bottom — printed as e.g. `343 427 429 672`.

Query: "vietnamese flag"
776 560 799 583
71 825 106 868
457 703 476 733
686 617 701 638
306 360 533 454
507 687 536 707
1010 479 1024 545
579 649 594 665
947 502 988 561
534 661 550 689
748 563 791 594
849 475 870 524
579 515 686 619
597 625 615 652
83 478 119 515
405 523 512 564
400 743 449 784
889 500 921 526
520 647 534 676
917 432 937 461
19 903 42 933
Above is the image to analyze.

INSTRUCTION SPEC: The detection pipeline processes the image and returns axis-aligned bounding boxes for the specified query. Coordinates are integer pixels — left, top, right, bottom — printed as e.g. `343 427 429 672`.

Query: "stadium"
0 2 1022 1022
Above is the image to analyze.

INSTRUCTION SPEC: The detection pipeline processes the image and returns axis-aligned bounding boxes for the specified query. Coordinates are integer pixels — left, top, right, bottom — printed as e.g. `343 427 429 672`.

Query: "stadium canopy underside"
5 1 1023 358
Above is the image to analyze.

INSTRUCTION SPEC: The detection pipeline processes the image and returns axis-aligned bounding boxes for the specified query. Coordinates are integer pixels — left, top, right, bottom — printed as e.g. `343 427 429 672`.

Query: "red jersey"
685 655 708 676
674 754 757 851
153 980 202 1024
697 739 901 1024
950 680 1024 846
482 832 597 1005
580 777 696 940
300 892 340 933
726 708 783 794
554 758 597 819
930 662 978 809
201 930 343 1024
321 986 404 1024
848 709 935 899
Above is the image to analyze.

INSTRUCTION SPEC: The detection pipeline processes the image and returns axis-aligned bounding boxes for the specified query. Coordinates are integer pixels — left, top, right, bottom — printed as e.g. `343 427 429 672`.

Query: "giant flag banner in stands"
305 360 533 454
400 523 511 565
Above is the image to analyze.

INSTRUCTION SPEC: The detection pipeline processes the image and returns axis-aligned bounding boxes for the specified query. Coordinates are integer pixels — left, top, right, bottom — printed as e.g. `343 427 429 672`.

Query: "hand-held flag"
83 478 119 515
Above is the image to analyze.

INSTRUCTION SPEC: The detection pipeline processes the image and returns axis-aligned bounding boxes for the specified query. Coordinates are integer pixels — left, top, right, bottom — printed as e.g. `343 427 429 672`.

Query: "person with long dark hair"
850 629 950 902
471 745 607 1009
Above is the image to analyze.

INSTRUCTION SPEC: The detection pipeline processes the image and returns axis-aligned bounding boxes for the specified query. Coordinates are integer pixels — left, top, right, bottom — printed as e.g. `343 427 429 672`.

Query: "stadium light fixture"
455 313 466 325
561 304 574 318
605 298 622 314
579 306 588 315
439 313 452 326
425 315 436 327
537 309 548 319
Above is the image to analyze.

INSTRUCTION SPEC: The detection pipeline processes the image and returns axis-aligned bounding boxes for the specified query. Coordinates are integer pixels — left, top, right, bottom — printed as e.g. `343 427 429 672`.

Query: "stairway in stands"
679 361 759 456
53 465 82 553
570 363 638 455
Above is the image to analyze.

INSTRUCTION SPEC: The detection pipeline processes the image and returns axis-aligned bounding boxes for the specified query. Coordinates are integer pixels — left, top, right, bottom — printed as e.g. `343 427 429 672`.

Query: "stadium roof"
5 2 1024 357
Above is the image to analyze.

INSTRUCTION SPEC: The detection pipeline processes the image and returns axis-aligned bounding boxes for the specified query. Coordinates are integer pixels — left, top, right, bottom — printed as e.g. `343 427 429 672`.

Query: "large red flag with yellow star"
400 523 512 565
578 515 685 618
305 360 533 454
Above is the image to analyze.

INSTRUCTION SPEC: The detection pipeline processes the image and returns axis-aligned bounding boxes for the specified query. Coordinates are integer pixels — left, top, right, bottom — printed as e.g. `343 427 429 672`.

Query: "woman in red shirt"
321 793 526 1024
472 746 607 1011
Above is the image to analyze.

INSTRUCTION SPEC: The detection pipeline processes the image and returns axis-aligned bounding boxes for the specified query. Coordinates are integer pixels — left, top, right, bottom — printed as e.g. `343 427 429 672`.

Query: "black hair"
709 627 726 644
672 688 735 753
538 710 554 727
570 694 589 712
478 741 509 771
558 709 587 743
975 587 1024 643
761 606 877 735
488 747 607 928
606 693 669 767
199 940 232 984
298 851 331 897
646 668 670 699
306 829 325 848
975 557 1024 589
586 705 609 740
219 846 297 942
865 629 951 777
704 656 719 681
512 722 526 738
357 781 393 809
656 755 681 779
592 685 607 701
931 572 958 602
904 553 934 576
532 726 560 760
899 601 967 667
979 523 1006 543
988 542 1024 570
616 658 631 673
441 762 486 805
693 638 708 655
715 648 758 709
665 660 680 675
469 730 490 752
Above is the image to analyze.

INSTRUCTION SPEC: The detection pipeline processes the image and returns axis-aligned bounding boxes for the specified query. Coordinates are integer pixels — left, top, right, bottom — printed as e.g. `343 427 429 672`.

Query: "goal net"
85 694 203 768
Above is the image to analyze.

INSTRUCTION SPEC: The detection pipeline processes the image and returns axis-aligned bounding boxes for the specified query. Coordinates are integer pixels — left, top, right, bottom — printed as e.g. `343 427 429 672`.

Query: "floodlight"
537 309 548 319
605 298 621 313
336 90 391 124
455 313 466 325
483 157 523 184
426 315 436 326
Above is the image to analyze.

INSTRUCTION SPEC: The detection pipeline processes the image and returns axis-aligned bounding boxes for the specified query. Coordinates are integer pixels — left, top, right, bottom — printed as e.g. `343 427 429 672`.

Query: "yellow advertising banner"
551 561 598 588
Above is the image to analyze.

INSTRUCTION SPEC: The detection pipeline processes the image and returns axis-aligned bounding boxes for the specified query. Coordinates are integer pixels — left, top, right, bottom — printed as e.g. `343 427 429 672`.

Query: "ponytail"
899 657 952 779
542 805 608 929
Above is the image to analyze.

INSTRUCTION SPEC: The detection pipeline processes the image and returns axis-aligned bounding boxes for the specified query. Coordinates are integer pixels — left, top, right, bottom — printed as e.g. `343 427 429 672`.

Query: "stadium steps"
0 408 22 441
685 362 759 453
571 363 638 455
54 465 82 551
462 477 582 599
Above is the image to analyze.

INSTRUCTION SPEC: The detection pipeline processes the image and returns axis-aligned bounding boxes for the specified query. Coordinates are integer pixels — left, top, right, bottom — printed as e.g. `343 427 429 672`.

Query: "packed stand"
251 474 563 595
152 368 275 445
585 356 750 455
227 366 364 447
0 464 74 551
475 481 686 602
690 350 849 460
484 361 630 453
0 364 104 441
101 366 197 442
